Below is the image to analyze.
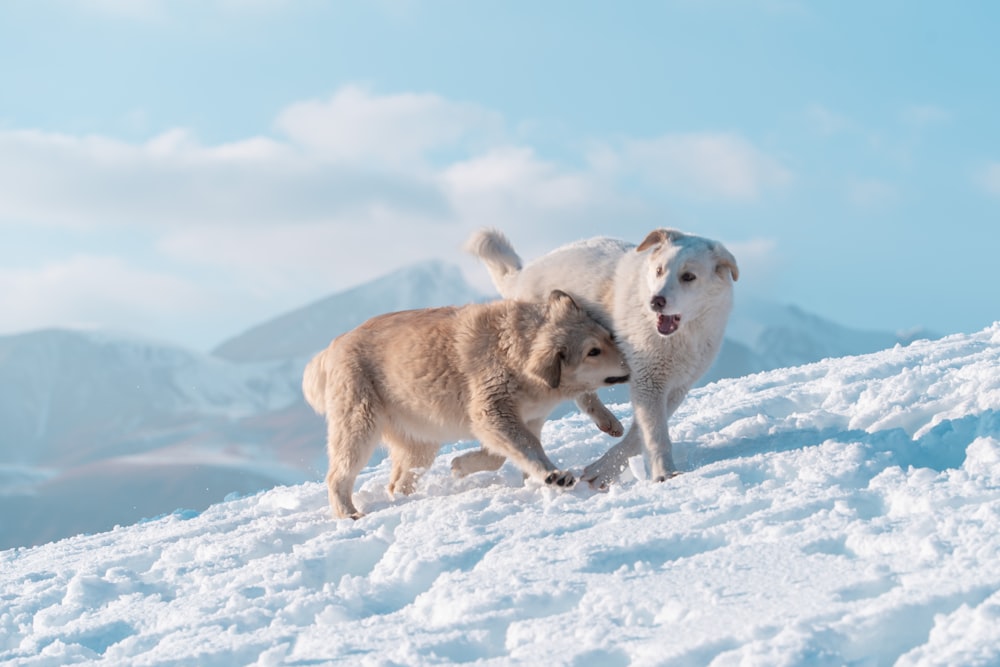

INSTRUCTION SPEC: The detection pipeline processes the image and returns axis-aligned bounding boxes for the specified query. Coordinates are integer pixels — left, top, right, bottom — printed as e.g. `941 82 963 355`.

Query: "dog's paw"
450 454 473 478
584 475 611 491
581 461 621 491
652 471 682 483
597 416 625 438
544 470 576 488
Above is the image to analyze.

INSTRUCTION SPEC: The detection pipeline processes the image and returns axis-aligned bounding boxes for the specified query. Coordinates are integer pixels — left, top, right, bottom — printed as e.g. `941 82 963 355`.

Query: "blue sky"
1 0 998 350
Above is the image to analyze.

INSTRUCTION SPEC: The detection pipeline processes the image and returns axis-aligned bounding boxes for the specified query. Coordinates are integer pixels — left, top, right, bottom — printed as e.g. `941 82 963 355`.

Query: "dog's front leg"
634 395 676 482
575 391 624 437
473 418 575 488
581 383 676 487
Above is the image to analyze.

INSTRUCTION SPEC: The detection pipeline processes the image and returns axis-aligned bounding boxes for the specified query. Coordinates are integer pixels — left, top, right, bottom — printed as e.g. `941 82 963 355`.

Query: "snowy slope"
3 324 999 666
0 270 940 550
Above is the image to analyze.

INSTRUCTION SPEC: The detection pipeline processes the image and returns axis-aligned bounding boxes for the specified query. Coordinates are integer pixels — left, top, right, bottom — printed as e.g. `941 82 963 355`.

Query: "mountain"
0 260 940 549
0 329 299 466
700 296 937 384
212 260 486 363
3 325 999 665
0 329 313 549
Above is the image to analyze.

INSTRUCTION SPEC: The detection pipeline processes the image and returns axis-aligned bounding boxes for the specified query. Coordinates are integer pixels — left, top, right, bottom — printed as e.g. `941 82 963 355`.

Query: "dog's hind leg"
384 429 439 497
581 422 642 490
325 387 382 520
449 413 548 479
451 449 506 478
575 391 624 437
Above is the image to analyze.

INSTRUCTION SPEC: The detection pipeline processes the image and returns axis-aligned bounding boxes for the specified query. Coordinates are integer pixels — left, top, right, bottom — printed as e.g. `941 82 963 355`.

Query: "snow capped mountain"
0 329 299 466
0 260 939 550
0 329 311 549
212 260 485 363
716 296 936 379
3 324 999 665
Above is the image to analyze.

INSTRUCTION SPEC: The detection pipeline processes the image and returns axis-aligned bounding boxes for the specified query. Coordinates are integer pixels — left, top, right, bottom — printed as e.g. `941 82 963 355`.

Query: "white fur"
467 228 738 487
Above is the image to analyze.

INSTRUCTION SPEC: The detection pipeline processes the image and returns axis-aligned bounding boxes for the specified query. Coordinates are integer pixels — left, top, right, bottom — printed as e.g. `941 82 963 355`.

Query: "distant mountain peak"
211 260 486 364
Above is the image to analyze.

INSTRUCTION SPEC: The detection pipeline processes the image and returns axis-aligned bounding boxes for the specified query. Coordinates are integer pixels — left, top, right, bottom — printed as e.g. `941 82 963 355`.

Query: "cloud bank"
0 85 786 347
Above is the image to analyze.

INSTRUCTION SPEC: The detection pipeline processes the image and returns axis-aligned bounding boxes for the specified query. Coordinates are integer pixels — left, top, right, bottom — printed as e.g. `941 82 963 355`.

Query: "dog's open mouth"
656 314 681 336
604 374 630 385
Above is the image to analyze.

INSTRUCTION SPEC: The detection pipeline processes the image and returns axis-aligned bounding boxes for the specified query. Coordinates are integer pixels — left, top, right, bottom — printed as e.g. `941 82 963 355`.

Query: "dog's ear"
546 289 581 317
713 243 740 282
528 345 566 389
636 229 681 252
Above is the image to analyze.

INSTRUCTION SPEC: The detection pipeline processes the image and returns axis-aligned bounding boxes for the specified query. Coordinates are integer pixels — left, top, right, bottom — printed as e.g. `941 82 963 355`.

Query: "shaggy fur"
303 290 630 519
465 228 738 488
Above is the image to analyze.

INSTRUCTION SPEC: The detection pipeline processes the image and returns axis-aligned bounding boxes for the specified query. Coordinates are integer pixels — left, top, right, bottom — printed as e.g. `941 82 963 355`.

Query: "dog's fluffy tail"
464 228 523 297
302 350 329 415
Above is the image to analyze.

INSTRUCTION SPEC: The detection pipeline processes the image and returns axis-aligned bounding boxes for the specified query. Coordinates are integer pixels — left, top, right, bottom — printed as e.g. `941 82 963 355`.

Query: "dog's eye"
655 266 664 278
587 347 602 357
681 272 696 282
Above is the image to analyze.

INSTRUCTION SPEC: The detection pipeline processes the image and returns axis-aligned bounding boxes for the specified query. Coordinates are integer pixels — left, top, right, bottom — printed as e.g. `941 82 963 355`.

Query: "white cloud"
597 133 793 201
978 162 1000 197
0 84 795 346
441 146 648 247
275 85 504 167
0 256 211 339
0 127 447 229
445 147 603 214
728 237 777 265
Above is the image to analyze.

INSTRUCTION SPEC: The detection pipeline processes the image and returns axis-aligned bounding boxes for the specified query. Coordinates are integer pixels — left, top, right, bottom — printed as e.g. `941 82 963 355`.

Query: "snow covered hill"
3 324 999 666
0 261 937 550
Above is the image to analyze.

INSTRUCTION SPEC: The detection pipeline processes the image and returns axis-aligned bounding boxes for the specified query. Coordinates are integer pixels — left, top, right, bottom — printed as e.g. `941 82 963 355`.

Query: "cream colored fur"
303 290 630 519
466 228 738 488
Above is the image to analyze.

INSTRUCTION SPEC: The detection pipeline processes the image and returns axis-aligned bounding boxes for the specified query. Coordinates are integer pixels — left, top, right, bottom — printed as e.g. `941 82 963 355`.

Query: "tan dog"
303 290 630 519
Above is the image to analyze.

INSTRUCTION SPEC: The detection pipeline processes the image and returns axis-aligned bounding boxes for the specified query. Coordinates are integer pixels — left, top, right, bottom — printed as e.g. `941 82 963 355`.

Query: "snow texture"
2 324 999 666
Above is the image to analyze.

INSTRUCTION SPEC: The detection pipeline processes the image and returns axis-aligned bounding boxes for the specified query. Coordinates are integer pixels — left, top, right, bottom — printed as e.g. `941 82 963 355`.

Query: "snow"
2 324 1000 666
0 263 942 549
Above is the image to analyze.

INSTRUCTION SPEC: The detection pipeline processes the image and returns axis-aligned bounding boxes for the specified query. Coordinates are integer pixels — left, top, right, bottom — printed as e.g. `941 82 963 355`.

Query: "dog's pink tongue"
657 314 681 335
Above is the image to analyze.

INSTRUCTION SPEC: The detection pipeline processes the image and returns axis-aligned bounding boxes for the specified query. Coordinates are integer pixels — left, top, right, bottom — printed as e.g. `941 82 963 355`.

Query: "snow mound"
2 324 999 665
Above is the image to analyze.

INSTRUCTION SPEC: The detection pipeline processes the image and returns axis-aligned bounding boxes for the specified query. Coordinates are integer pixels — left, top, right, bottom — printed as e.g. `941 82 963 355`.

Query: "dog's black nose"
650 295 666 312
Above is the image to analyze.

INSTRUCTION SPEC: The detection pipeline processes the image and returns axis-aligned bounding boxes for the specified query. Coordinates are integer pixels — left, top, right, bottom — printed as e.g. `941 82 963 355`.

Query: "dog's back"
466 229 628 328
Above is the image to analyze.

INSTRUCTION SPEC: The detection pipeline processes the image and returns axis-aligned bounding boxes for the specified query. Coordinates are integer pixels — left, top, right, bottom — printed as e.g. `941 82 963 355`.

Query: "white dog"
303 290 630 519
465 228 738 488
